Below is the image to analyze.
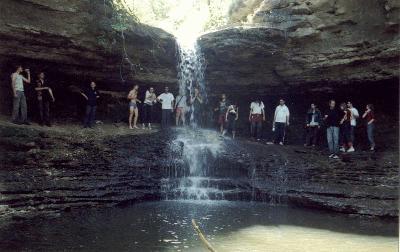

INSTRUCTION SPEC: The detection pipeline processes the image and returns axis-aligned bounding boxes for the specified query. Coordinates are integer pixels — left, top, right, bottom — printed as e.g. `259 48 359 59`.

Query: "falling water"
161 38 227 200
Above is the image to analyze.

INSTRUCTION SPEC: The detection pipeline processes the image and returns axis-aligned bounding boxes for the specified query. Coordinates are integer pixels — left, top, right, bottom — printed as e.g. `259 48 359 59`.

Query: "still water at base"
0 201 397 251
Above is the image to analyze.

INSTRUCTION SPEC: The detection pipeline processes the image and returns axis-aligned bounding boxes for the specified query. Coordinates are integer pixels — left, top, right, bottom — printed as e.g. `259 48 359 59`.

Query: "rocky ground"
0 116 398 221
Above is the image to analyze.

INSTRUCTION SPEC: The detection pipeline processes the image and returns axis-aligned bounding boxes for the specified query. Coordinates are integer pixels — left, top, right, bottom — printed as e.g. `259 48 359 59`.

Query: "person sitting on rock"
304 103 321 147
142 87 156 130
35 72 55 127
273 99 290 145
11 65 31 125
339 102 355 152
128 85 141 129
80 81 100 129
362 104 375 151
249 98 265 141
214 93 229 135
223 104 239 139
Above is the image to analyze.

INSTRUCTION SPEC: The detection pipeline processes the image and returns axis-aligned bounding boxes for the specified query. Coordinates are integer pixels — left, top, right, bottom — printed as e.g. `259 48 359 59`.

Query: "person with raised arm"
11 65 31 125
35 72 55 126
80 81 100 128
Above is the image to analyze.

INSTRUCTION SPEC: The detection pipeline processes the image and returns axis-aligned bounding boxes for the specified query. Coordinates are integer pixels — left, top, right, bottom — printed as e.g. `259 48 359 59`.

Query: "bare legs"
129 107 139 129
175 108 185 126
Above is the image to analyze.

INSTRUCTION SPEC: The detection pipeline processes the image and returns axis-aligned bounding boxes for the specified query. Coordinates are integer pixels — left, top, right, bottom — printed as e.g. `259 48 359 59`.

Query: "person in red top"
339 103 355 152
362 104 375 151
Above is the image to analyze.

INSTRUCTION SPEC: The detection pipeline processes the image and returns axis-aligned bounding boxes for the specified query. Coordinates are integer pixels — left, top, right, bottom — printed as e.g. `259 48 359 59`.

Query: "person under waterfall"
128 85 141 129
175 92 188 126
190 87 203 127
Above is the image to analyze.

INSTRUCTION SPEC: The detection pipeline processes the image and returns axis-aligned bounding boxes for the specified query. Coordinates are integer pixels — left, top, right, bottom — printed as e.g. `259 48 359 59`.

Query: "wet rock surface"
0 121 398 220
220 139 399 217
0 122 178 220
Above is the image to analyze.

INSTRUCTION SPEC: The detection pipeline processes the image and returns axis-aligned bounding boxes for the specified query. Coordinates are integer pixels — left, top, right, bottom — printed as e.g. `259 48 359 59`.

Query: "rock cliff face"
0 0 178 117
199 0 399 97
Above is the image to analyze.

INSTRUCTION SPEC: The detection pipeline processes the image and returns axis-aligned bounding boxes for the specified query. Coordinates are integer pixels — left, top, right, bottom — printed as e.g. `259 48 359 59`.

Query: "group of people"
10 66 55 127
215 94 376 158
10 66 376 158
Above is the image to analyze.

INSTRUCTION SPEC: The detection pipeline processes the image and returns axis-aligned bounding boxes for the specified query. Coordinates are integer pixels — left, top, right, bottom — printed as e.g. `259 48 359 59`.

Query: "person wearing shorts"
175 93 188 126
128 85 141 129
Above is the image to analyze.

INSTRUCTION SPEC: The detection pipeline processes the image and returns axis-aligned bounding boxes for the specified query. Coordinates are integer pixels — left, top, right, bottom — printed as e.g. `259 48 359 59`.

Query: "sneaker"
347 147 355 152
279 142 284 146
329 154 334 158
332 155 340 159
340 147 346 152
370 147 375 151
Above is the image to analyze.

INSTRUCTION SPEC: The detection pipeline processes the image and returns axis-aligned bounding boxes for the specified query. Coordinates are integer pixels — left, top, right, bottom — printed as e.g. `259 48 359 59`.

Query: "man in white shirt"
157 86 175 129
347 101 359 143
273 99 290 145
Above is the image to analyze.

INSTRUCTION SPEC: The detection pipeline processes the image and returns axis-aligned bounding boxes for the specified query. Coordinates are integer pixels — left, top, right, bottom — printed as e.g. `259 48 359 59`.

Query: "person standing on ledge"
142 87 156 130
35 72 55 127
249 98 265 141
11 66 31 125
190 87 203 127
80 81 100 129
157 86 174 129
175 91 188 126
362 104 375 151
347 101 359 144
324 100 341 159
339 102 355 152
223 104 239 139
273 99 290 145
128 85 141 129
214 93 229 135
304 103 321 147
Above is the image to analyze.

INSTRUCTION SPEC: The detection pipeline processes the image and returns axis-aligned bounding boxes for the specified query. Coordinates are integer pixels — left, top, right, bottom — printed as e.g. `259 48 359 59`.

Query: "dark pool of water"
0 201 397 252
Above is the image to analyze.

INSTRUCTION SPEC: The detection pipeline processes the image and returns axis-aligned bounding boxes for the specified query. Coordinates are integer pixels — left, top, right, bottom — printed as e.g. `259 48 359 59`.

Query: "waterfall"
176 40 206 127
161 39 227 201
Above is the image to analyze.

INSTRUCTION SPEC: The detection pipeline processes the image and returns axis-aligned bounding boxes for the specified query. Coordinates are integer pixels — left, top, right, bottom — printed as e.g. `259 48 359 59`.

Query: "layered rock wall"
0 0 178 120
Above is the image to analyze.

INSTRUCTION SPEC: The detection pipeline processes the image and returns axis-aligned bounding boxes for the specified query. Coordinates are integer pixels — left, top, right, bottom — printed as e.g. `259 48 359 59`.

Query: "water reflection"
0 201 397 251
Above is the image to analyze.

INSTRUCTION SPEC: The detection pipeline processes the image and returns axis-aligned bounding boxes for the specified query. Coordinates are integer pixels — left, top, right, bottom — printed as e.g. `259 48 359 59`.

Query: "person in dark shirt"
304 103 321 147
214 94 229 134
362 104 376 151
80 81 100 128
339 103 355 152
35 72 55 126
324 100 341 159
